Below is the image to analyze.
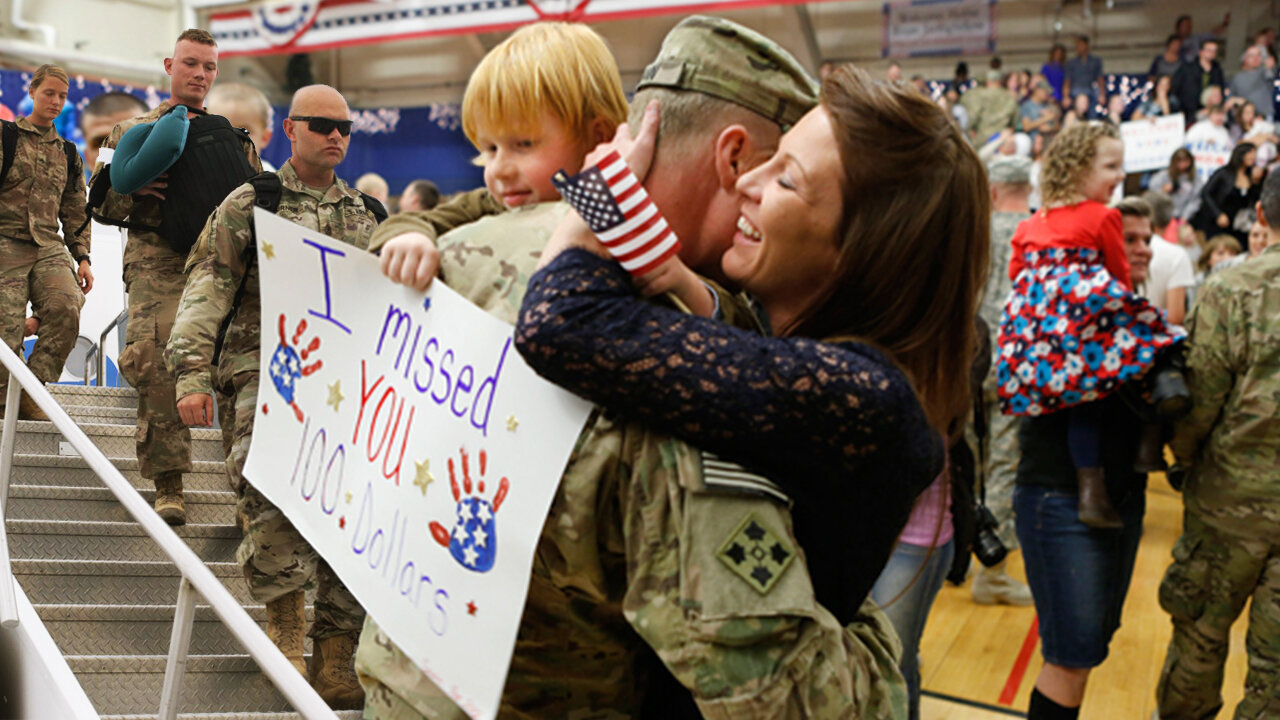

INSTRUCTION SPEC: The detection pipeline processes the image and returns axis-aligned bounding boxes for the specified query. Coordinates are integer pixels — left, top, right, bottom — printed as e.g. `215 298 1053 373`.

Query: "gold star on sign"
327 380 343 411
344 491 353 504
506 414 518 432
262 241 275 259
413 458 434 496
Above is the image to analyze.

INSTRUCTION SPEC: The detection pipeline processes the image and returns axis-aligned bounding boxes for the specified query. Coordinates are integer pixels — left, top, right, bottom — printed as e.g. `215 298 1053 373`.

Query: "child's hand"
539 212 611 271
379 232 440 292
634 257 716 318
23 317 38 337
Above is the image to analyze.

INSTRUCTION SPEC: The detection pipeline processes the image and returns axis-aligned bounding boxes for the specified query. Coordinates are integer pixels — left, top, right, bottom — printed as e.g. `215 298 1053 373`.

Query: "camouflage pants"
1156 512 1280 719
0 237 83 388
965 378 1020 550
357 415 907 720
227 368 364 639
120 257 190 479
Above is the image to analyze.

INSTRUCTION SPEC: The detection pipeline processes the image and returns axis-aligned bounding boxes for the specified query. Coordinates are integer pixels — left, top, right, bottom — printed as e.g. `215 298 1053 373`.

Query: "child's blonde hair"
1199 234 1242 273
206 82 273 131
1040 121 1120 206
461 22 627 147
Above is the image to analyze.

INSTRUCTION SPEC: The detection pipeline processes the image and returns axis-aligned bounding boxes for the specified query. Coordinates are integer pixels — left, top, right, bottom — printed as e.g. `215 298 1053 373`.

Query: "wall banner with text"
243 210 593 719
882 0 996 59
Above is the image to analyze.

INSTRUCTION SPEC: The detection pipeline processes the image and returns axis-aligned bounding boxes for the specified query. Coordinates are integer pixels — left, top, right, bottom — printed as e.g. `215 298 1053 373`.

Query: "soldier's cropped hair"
177 28 217 47
1113 196 1153 221
461 22 627 148
83 91 147 120
1260 168 1280 228
206 82 272 128
1140 190 1175 229
627 87 779 158
30 64 69 91
404 179 440 210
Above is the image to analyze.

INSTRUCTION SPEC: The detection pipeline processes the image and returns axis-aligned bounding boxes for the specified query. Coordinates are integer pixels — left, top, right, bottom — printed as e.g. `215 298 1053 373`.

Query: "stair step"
61 403 142 424
47 384 139 408
7 485 236 525
13 559 255 606
12 453 231 492
67 654 296 715
14 420 225 462
6 519 240 563
36 603 314 657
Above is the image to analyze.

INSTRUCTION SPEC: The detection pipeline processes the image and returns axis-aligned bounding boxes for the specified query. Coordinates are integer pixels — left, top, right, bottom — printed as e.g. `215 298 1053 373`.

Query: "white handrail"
0 343 338 719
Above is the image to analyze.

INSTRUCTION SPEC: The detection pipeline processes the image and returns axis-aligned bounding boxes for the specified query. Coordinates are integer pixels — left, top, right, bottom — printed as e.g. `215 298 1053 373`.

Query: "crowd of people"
1 9 1277 720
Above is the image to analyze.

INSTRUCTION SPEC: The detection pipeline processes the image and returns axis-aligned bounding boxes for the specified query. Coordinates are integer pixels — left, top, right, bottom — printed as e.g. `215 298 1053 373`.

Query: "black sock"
1028 688 1080 720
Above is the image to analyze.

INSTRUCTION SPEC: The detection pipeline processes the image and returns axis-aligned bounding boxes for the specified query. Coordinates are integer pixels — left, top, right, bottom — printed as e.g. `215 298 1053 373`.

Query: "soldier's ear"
712 124 749 192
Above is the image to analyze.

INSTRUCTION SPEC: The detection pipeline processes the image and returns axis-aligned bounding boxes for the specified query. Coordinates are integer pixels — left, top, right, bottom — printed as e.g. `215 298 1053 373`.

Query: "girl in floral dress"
996 121 1187 528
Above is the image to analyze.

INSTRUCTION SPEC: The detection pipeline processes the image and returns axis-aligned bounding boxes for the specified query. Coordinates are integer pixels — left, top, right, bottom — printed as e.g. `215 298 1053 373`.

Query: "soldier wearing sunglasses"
166 84 382 711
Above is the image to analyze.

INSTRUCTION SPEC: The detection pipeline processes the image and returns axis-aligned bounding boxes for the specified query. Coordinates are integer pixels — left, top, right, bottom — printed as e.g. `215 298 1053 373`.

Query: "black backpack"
0 119 81 192
84 106 256 254
212 171 388 362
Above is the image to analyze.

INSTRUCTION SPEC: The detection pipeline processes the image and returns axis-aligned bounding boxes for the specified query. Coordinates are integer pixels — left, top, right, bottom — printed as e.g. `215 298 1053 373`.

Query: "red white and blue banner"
882 0 996 59
210 0 838 57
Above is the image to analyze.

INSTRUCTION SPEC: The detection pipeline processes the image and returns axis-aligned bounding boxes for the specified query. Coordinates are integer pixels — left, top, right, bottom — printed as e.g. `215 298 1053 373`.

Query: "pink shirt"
897 469 954 548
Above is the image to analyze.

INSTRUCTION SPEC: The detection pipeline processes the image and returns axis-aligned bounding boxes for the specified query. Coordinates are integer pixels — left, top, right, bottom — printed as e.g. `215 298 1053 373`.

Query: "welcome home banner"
243 210 592 719
209 0 839 56
882 0 996 59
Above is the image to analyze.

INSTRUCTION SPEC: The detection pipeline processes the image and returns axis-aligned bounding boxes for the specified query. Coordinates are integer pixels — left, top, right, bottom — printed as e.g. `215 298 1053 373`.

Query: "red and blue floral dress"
996 200 1185 416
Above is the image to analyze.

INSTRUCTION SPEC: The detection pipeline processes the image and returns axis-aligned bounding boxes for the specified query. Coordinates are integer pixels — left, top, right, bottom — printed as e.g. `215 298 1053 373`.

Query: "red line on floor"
999 615 1040 706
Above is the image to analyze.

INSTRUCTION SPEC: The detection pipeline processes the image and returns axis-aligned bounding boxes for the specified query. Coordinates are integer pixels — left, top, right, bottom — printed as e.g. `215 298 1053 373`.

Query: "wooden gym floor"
917 471 1250 719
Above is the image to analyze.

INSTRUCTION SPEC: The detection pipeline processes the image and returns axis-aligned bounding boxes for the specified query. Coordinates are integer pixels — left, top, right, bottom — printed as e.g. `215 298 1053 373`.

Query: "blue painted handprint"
429 449 509 573
269 313 323 422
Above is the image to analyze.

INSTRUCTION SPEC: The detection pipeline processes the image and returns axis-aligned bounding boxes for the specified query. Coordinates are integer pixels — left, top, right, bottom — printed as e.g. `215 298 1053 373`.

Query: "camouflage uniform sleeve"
1171 277 1240 464
367 188 504 254
91 123 135 223
60 148 89 258
165 185 257 399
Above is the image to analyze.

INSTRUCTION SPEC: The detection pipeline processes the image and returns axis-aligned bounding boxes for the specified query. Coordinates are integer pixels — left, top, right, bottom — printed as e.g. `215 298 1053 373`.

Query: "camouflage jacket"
0 117 88 258
165 161 375 399
367 187 505 255
356 201 904 720
90 101 261 265
1173 243 1280 535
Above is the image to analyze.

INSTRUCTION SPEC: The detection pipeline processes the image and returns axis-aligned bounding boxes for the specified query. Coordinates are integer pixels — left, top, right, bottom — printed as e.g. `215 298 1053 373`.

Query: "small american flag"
552 150 681 276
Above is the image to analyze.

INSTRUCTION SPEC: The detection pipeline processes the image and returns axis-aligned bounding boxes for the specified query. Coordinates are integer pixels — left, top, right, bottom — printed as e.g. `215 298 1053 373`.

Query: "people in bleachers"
1139 191 1195 326
1253 27 1277 67
1103 94 1129 126
1175 13 1231 65
1196 233 1242 281
1150 148 1203 222
1192 142 1264 246
1062 92 1094 128
1157 169 1280 720
944 85 969 132
1134 74 1174 119
78 91 147 176
1230 46 1277 122
1186 104 1233 153
395 178 439 213
1151 35 1184 80
962 69 1019 145
205 82 275 170
1042 43 1067 105
1063 36 1105 110
886 60 902 83
1019 80 1059 139
1231 102 1278 166
1172 38 1225 125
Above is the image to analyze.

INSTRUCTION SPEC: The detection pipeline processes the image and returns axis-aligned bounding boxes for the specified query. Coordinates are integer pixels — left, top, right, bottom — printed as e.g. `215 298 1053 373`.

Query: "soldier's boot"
153 472 186 526
17 393 48 421
1133 423 1169 473
265 590 307 676
309 632 364 709
1076 467 1123 529
971 559 1033 606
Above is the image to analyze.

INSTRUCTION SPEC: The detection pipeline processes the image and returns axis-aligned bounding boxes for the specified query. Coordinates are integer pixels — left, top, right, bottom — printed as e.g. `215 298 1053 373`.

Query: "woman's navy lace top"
515 249 945 621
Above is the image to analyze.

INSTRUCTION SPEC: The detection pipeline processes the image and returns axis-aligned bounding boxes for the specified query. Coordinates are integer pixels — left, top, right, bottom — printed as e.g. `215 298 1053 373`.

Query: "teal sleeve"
109 105 189 194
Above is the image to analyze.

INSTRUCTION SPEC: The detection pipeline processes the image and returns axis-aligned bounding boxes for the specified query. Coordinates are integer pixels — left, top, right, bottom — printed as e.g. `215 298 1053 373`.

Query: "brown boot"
153 472 186 526
310 632 365 709
1133 423 1169 473
17 393 48 421
1077 467 1123 529
265 590 307 676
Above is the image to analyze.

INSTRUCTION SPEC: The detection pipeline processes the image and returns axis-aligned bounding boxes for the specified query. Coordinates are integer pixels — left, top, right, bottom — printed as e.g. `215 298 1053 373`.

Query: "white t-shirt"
1142 236 1195 315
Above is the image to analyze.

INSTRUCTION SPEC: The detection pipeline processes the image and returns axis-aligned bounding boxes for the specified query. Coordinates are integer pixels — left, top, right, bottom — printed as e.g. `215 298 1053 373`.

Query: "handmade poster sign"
1120 114 1186 173
244 209 593 719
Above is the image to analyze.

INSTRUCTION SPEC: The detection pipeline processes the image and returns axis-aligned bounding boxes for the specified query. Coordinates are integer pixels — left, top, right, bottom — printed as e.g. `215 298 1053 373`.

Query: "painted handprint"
269 313 323 422
429 448 509 573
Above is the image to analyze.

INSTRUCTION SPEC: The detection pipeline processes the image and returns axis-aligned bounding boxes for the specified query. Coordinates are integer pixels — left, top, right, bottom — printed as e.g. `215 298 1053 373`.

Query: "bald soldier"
166 85 382 710
359 16 906 719
89 28 261 525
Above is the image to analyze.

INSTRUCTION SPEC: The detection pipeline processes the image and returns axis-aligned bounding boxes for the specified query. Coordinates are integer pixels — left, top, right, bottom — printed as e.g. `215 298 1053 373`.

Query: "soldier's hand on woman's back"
379 232 440 292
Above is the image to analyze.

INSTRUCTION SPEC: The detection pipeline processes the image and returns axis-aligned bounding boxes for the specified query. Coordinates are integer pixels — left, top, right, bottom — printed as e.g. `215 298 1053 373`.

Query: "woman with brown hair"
1150 147 1203 221
514 65 989 631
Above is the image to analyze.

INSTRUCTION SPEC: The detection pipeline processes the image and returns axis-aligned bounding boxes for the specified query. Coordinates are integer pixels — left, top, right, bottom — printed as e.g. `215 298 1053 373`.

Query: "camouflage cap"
988 155 1032 184
636 15 819 131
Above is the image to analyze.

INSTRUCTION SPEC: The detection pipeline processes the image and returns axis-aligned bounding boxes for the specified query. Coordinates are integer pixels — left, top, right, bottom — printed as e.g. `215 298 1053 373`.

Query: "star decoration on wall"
413 458 434 496
262 241 275 259
327 380 344 411
506 414 518 432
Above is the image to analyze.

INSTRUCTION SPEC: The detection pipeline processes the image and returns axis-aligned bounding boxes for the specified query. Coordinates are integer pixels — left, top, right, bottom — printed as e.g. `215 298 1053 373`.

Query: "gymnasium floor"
917 472 1250 719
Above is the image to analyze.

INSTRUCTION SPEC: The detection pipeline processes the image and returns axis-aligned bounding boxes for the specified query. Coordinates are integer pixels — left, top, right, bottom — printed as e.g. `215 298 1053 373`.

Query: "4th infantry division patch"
717 512 795 594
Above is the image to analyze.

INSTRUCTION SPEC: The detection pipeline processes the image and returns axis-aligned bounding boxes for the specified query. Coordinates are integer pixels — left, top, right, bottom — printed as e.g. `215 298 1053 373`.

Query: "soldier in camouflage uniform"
358 17 907 719
1155 171 1280 719
0 64 93 421
968 156 1033 606
90 29 261 525
165 85 374 710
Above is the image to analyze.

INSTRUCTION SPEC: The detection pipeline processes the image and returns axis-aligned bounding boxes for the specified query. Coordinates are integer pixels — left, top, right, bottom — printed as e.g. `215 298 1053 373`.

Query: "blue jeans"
870 538 956 720
1015 484 1144 668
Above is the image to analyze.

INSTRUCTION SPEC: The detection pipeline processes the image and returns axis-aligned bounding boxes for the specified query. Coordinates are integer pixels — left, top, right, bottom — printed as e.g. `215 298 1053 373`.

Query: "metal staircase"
5 383 359 719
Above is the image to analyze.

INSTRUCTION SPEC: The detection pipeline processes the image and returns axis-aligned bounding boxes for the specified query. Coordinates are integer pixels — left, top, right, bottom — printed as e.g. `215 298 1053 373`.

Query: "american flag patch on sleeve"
552 150 681 276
